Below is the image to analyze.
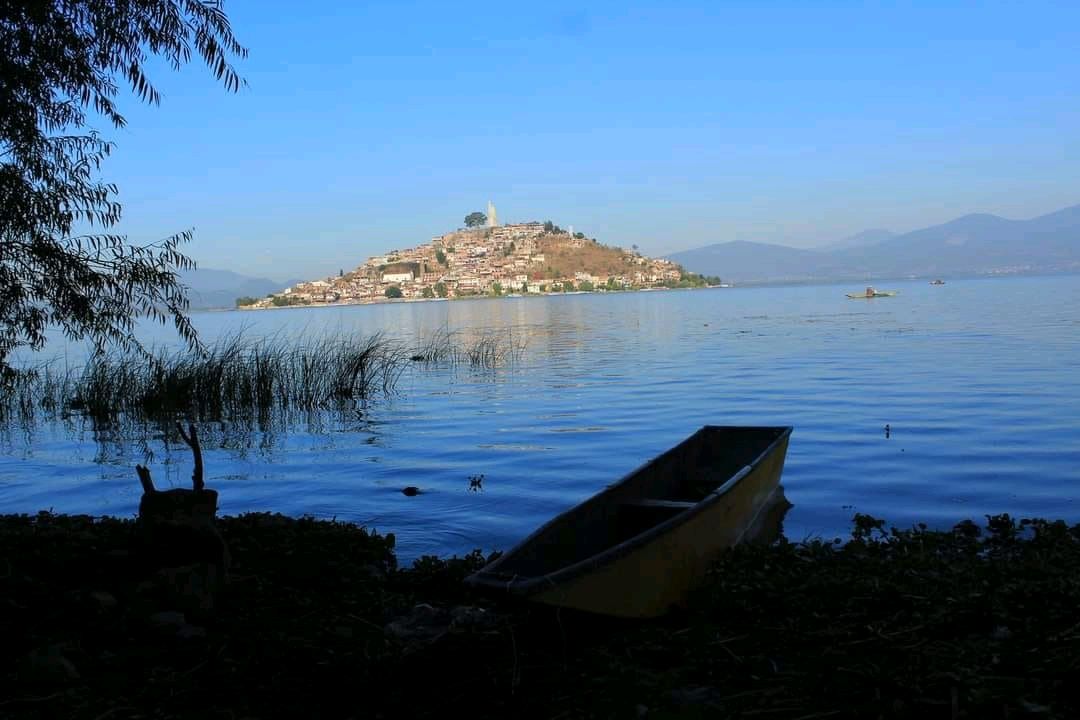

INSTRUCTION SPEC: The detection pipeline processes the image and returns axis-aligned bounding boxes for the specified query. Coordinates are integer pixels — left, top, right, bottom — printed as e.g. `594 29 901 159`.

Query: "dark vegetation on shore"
2 511 1079 719
0 329 527 427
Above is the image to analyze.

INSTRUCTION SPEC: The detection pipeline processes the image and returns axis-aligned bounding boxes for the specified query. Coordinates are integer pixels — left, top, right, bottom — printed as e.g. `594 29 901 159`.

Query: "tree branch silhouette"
0 0 248 386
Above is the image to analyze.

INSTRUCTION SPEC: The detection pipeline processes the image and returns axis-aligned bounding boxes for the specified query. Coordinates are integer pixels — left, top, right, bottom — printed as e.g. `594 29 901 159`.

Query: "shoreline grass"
2 510 1078 718
0 328 528 427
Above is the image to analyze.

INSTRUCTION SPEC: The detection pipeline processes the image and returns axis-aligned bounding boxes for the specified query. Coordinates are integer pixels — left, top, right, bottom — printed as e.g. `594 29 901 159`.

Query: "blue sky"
102 0 1080 281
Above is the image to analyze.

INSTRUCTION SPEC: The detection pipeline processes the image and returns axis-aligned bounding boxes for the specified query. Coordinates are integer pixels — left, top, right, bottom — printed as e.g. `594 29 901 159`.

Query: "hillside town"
239 204 718 309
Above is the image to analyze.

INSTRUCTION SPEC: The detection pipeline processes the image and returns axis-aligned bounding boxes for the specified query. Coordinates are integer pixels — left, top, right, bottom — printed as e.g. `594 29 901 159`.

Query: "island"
238 208 721 309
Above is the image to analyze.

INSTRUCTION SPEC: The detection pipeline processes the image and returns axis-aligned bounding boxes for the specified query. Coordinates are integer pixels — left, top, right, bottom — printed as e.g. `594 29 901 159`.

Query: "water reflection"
1 277 1079 563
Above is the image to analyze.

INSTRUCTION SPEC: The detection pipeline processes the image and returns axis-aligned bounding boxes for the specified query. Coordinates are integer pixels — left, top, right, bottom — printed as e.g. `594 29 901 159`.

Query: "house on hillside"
383 270 414 283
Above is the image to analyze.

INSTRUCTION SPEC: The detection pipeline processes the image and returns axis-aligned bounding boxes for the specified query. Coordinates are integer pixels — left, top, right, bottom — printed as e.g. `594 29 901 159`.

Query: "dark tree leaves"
0 0 248 385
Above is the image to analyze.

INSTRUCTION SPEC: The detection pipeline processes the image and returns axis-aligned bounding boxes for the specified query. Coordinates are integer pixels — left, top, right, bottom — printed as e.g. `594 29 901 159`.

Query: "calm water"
2 275 1079 561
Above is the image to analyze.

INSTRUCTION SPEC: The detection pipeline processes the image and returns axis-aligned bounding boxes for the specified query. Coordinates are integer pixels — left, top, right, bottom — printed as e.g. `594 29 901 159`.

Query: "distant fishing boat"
464 425 793 618
930 279 945 285
846 286 898 299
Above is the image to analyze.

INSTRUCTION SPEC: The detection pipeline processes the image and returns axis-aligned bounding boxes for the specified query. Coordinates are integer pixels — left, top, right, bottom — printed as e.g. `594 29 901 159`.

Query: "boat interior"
488 426 789 578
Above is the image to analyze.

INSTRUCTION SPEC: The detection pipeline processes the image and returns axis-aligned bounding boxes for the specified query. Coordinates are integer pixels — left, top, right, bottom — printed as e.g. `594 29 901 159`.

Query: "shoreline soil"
3 510 1079 718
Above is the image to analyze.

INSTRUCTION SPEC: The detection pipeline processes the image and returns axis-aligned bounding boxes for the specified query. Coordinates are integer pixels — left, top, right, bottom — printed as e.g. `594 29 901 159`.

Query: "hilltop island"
237 212 720 309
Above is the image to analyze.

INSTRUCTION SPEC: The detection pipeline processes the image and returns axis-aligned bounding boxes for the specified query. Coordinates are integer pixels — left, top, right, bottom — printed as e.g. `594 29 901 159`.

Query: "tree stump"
135 423 229 616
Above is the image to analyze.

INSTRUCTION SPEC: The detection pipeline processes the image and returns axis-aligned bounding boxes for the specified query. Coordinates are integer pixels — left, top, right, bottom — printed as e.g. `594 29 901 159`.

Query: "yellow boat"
464 425 793 618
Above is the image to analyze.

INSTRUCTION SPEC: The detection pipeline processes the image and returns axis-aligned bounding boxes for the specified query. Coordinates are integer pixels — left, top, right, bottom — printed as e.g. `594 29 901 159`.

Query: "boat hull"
846 291 897 298
465 426 792 618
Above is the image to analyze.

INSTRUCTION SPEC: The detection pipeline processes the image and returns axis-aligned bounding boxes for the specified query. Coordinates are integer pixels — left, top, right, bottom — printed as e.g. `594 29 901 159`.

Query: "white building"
490 223 545 242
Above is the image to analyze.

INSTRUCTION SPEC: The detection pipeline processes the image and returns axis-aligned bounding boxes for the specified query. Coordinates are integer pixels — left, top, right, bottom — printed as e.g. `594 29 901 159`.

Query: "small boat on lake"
846 286 898 298
930 279 945 285
464 425 793 618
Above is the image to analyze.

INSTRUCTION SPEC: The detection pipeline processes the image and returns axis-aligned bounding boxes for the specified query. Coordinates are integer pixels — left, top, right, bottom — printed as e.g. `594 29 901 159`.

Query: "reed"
0 327 529 426
409 327 528 369
0 359 76 426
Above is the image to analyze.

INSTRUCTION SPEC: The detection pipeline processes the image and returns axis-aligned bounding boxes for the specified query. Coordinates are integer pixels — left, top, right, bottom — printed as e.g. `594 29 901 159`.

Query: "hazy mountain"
819 228 896 251
178 268 298 310
666 241 830 284
667 204 1080 283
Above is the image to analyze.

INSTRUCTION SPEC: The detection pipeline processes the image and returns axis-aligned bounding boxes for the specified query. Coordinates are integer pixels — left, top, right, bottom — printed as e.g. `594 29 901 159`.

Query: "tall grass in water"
1 328 528 426
78 332 407 422
459 331 523 368
0 360 76 426
410 327 527 369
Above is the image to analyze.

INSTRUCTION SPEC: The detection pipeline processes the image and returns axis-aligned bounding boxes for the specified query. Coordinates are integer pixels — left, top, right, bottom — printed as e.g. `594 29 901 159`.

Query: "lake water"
2 275 1079 561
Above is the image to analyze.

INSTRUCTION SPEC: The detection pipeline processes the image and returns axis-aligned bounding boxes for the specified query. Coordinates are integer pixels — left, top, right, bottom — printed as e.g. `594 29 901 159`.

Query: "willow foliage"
0 0 247 385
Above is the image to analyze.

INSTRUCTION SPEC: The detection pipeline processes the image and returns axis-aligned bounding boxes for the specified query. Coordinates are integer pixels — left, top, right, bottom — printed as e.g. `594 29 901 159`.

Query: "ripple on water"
2 275 1080 560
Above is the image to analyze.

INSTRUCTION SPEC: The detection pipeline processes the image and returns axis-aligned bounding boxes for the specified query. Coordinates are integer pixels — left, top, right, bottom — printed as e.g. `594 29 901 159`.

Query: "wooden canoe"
463 425 793 618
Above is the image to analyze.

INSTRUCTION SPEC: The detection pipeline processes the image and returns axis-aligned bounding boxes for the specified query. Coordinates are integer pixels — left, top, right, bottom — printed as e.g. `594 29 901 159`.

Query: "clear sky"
102 0 1080 282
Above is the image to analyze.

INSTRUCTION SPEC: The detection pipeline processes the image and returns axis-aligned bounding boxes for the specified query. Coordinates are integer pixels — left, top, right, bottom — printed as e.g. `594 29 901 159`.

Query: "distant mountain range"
819 228 897 251
179 268 297 310
667 204 1080 284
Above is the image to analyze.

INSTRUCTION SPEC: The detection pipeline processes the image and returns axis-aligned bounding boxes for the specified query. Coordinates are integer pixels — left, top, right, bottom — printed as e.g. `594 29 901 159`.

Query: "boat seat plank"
621 498 698 510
